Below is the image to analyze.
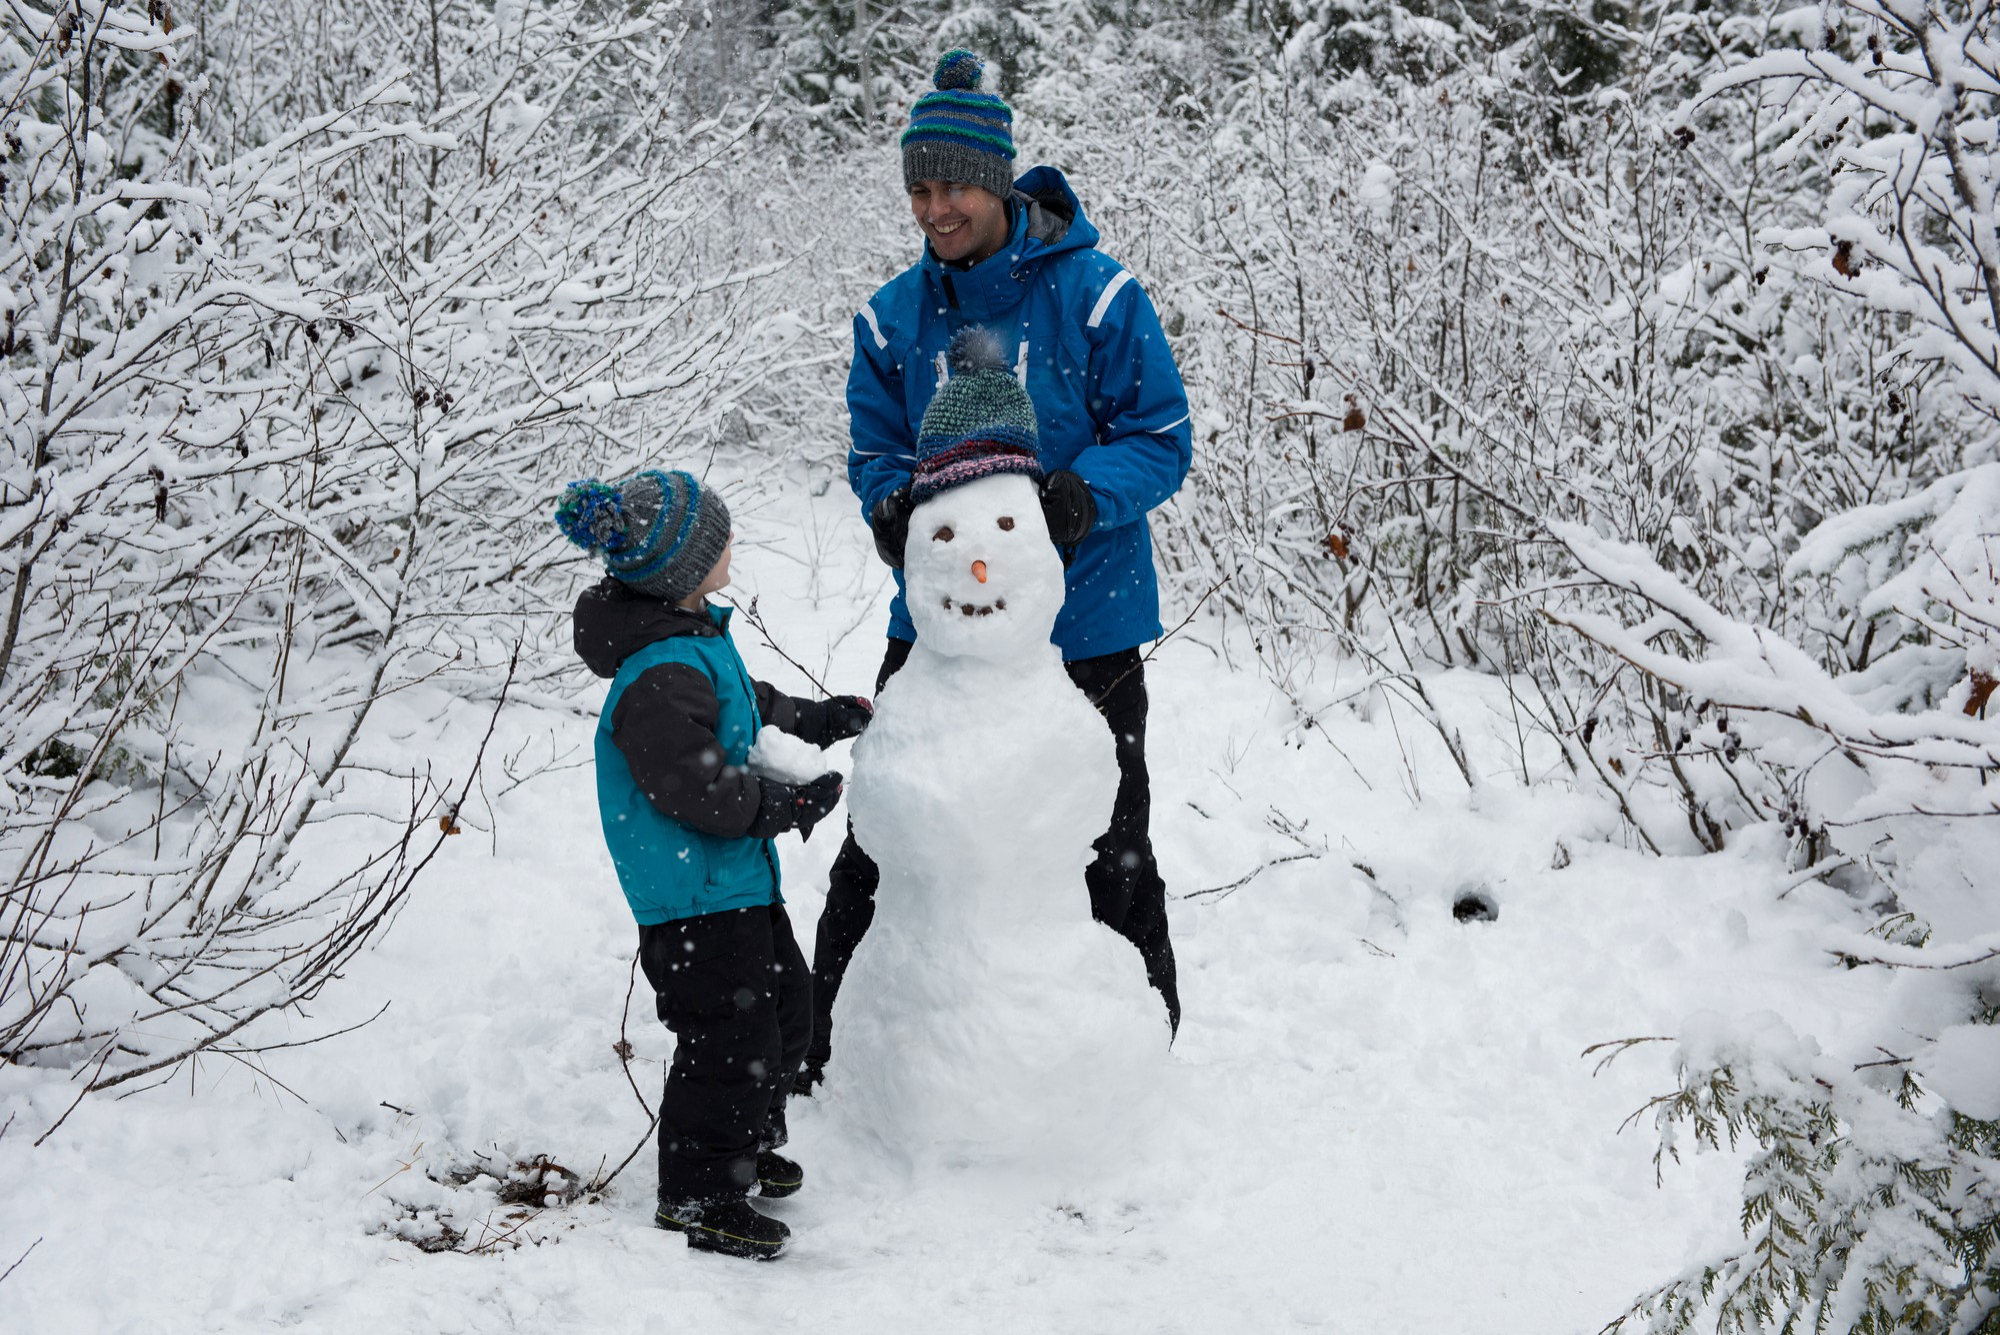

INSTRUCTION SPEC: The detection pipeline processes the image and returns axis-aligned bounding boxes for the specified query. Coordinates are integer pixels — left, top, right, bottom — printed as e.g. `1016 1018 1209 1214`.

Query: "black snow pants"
639 903 810 1205
804 639 1181 1080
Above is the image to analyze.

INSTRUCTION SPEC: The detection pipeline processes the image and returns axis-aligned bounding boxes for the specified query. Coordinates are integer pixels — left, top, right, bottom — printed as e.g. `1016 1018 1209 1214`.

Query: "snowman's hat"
911 326 1044 504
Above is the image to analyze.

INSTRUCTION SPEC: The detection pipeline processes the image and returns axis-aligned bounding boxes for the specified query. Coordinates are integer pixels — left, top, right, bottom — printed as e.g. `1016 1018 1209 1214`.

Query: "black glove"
746 771 844 841
818 695 873 743
1039 470 1097 548
790 694 873 746
788 772 844 840
871 487 915 568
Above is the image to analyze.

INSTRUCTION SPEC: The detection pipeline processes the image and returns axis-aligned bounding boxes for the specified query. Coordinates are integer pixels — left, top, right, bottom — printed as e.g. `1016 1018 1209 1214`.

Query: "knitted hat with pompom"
901 50 1015 200
911 326 1043 503
553 469 731 603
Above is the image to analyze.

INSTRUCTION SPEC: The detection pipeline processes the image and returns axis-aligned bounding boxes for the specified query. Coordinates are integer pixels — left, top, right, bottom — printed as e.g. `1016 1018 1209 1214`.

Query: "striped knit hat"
554 469 731 603
901 50 1015 200
911 327 1043 503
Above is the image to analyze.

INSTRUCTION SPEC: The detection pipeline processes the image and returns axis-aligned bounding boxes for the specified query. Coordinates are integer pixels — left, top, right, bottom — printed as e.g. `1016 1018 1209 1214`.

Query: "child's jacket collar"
573 576 728 679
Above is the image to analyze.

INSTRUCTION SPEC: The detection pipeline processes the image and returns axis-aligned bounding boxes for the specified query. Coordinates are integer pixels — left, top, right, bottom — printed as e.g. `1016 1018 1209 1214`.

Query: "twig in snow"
1828 801 2000 823
587 953 659 1198
1776 856 1859 898
1091 571 1236 709
215 1049 311 1106
1853 1048 1913 1071
0 1237 40 1288
32 1043 112 1147
463 1207 544 1256
219 1002 393 1056
615 953 653 1120
363 1141 426 1197
1827 946 2000 971
1581 1034 1676 1078
1175 850 1321 902
587 1116 660 1201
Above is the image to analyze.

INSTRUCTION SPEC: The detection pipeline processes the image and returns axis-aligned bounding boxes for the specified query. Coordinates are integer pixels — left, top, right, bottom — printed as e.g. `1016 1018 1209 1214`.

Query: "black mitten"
821 695 873 742
871 488 915 569
1038 469 1097 547
746 772 843 840
790 695 873 746
789 772 844 841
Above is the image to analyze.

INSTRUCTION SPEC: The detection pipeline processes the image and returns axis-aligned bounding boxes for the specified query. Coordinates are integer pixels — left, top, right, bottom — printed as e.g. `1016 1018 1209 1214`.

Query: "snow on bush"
1008 2 1998 1326
0 0 784 1092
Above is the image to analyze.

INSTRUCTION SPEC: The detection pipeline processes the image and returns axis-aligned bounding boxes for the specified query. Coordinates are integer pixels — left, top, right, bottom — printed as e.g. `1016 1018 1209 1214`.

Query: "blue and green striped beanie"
901 50 1015 200
554 469 731 603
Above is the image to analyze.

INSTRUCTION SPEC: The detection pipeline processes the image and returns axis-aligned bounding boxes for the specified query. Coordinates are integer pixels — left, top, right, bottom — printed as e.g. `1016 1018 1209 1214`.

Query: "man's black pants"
639 903 810 1205
805 640 1180 1077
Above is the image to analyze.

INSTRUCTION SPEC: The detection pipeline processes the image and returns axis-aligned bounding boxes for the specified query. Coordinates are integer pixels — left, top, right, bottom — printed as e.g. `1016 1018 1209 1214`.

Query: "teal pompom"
554 478 629 554
933 49 983 91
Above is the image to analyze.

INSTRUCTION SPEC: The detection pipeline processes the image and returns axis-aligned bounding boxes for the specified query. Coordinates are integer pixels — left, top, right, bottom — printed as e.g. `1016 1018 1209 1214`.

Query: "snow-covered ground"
2 480 1887 1333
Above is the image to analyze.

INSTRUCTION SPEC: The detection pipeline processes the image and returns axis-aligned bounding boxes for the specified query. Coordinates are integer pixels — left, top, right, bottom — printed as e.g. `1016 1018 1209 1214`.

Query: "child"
556 468 871 1261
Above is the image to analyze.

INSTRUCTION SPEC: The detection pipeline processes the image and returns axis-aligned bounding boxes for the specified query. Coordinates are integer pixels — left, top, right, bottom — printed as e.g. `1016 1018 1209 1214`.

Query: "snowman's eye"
933 526 954 542
997 516 1015 531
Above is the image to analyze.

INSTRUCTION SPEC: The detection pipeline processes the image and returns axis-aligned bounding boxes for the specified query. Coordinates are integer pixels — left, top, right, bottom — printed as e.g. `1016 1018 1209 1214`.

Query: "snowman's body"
832 473 1167 1172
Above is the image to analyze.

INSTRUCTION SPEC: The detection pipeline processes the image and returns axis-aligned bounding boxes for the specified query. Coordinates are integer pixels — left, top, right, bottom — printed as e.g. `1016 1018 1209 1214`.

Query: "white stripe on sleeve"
1086 271 1136 329
858 303 887 350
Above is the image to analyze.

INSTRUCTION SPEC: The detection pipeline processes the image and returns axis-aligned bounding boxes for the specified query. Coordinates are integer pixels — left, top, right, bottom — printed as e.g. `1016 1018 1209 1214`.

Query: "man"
800 48 1192 1092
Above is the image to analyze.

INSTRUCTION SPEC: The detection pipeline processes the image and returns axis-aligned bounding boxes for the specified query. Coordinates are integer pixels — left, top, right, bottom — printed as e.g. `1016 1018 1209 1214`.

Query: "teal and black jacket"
576 578 841 926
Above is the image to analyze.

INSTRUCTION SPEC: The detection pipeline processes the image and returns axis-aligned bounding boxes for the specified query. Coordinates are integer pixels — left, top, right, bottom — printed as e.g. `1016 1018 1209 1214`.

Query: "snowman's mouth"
943 596 1007 618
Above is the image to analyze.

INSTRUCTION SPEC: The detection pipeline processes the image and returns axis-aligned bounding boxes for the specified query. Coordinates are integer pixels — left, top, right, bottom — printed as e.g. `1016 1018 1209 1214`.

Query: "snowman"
826 329 1170 1177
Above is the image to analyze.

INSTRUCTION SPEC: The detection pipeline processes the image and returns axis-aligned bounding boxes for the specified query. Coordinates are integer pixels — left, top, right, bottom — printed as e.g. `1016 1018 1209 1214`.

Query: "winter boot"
754 1149 804 1199
655 1197 790 1260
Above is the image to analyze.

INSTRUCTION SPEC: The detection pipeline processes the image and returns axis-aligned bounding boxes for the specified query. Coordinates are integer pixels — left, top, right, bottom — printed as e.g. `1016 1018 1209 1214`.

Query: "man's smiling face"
908 180 1010 266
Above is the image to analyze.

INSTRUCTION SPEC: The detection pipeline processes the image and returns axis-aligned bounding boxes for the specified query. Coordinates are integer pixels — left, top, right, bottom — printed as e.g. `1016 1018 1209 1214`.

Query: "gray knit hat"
554 469 731 603
901 50 1016 200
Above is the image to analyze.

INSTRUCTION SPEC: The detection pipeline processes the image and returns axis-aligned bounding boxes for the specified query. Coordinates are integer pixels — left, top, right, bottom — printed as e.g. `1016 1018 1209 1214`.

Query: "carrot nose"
971 560 988 584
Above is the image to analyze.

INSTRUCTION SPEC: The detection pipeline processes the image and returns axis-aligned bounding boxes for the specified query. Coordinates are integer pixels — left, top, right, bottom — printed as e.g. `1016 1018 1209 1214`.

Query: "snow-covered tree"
1576 5 2000 1330
1014 7 1996 1320
0 0 781 1091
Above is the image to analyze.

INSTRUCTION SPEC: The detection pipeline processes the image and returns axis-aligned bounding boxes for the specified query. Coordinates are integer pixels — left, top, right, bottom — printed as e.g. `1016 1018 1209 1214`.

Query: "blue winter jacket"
847 165 1193 660
593 606 780 925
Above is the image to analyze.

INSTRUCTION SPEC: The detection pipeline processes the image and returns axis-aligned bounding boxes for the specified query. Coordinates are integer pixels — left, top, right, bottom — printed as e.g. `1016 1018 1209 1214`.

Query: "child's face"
686 535 734 605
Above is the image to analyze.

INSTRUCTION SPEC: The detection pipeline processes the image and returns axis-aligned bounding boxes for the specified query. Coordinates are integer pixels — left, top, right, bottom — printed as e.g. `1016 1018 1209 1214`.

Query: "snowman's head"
904 473 1065 661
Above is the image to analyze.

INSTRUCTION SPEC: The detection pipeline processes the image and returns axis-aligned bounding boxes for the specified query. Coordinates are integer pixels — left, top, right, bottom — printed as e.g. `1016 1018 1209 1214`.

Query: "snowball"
746 725 828 786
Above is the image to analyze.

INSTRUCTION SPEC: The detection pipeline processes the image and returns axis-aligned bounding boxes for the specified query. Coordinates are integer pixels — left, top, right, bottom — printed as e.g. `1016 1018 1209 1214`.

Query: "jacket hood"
918 165 1100 321
573 577 723 679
